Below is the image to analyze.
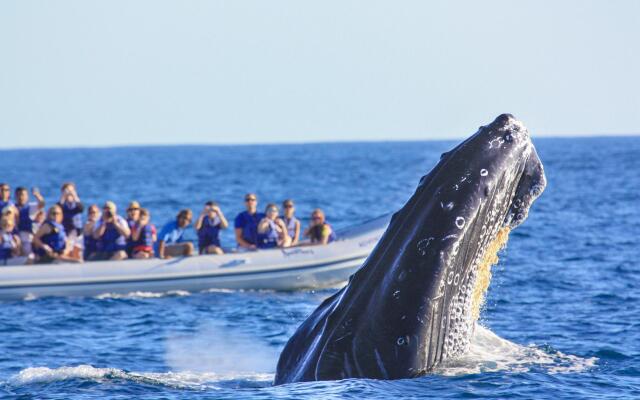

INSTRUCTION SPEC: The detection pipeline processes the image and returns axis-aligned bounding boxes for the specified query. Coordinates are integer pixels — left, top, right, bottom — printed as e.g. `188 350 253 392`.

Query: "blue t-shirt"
234 211 265 246
155 220 186 255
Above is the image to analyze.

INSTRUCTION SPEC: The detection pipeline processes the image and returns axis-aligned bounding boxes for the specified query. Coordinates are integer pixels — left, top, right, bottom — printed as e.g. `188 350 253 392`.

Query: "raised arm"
195 213 206 231
215 208 229 229
32 188 45 210
114 217 131 238
93 221 107 240
257 218 270 233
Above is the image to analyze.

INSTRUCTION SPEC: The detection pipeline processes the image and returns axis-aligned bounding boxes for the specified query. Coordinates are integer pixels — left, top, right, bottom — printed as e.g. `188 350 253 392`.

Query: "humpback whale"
275 114 546 384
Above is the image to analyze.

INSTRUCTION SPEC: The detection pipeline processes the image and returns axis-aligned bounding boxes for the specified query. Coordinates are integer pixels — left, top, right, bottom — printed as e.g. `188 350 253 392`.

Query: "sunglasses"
284 204 293 208
245 198 257 202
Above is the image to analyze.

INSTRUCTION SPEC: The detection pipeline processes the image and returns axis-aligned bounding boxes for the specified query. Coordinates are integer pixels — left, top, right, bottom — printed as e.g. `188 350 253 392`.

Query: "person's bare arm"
158 240 168 259
235 228 253 248
33 224 53 254
69 186 81 203
114 217 131 238
257 218 270 233
93 221 107 239
292 220 300 246
32 188 45 210
276 219 291 247
216 208 229 229
195 213 205 231
12 235 22 257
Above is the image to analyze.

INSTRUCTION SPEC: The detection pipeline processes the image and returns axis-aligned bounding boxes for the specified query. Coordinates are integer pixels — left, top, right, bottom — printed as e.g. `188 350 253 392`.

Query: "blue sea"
0 137 638 399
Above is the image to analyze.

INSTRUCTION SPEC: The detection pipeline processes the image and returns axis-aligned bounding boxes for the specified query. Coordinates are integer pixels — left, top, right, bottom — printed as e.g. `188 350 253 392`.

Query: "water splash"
435 325 597 376
8 364 273 389
94 290 191 299
164 323 279 375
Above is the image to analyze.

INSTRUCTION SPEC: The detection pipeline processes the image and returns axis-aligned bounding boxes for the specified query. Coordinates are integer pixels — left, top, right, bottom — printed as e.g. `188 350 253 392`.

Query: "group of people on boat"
0 182 336 266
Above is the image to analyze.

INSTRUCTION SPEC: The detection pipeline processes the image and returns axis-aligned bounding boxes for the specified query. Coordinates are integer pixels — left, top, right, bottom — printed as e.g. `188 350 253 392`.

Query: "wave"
435 325 597 376
94 290 192 299
7 325 595 389
9 364 273 389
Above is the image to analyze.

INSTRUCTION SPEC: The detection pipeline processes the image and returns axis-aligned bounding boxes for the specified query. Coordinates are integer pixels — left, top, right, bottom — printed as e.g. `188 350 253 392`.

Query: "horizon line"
0 132 638 151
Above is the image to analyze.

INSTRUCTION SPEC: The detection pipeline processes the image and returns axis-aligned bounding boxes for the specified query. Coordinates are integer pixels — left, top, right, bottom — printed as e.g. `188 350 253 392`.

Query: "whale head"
275 114 546 383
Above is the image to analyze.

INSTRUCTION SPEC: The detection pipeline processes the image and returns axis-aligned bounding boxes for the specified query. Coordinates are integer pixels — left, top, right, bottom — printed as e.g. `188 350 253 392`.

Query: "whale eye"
480 169 488 177
392 290 401 299
455 217 465 229
504 133 513 142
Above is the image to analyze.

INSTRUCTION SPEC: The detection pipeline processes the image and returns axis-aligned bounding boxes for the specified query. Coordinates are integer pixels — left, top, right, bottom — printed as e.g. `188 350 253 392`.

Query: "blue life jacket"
0 232 15 260
283 216 298 241
257 219 279 249
98 218 128 252
37 220 67 255
84 231 98 259
326 222 337 243
0 200 13 213
17 204 33 233
198 216 221 249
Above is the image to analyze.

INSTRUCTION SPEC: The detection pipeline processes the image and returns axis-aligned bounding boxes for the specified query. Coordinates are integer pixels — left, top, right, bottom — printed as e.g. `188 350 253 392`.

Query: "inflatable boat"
0 215 390 300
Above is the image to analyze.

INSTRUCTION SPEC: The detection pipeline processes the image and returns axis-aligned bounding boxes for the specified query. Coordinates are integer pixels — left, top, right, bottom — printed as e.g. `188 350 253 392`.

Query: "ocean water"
0 137 638 399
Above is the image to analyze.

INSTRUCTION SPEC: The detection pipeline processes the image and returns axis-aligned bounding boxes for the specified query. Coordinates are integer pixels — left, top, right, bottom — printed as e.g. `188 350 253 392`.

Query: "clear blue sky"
1 0 639 148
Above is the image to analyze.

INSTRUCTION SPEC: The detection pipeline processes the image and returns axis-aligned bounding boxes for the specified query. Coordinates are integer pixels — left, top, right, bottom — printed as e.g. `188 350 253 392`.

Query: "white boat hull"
0 216 389 300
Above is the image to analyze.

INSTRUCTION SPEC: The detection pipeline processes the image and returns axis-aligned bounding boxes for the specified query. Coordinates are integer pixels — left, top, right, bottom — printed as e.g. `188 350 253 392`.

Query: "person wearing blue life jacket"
32 205 80 264
130 208 157 259
83 204 100 260
281 199 300 246
257 204 291 249
0 183 13 213
91 201 131 261
304 208 337 245
156 209 194 259
234 193 265 251
14 186 45 257
125 201 141 256
195 201 229 255
0 214 24 266
57 182 84 237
